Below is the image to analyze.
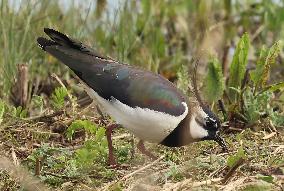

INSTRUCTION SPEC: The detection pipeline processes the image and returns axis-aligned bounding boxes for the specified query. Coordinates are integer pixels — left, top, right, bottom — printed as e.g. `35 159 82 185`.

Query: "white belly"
84 86 188 143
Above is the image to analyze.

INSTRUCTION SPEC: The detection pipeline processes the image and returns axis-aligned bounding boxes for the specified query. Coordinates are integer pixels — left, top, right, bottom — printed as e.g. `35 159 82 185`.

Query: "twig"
121 155 165 181
209 166 226 178
218 100 227 120
35 157 43 176
112 133 131 140
77 95 92 107
42 172 71 179
192 178 223 187
11 147 19 166
164 177 223 191
24 110 64 122
224 90 232 104
221 177 247 191
269 120 278 132
262 132 277 140
103 155 165 190
19 64 29 107
190 57 206 109
251 24 265 41
10 63 29 107
79 183 95 191
228 127 243 131
272 145 284 154
29 130 61 138
222 45 230 78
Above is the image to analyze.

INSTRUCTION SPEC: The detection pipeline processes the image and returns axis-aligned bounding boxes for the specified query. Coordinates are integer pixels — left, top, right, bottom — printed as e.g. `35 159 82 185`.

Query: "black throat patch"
160 115 191 147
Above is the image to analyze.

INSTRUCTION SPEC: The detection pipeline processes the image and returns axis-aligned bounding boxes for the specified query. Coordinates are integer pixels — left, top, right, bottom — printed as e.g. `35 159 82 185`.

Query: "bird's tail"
38 28 108 57
36 28 114 72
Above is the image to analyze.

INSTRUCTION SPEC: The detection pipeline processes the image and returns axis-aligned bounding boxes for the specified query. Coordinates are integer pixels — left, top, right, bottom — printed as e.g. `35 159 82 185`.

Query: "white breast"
189 112 209 139
84 86 188 143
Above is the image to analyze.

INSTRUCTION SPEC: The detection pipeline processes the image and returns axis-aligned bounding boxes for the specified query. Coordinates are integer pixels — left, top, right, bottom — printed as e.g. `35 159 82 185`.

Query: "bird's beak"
214 133 228 152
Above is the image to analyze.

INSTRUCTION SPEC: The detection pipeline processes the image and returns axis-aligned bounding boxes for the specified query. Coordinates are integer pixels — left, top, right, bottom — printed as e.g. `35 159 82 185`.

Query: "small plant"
165 161 184 181
11 106 28 118
51 87 68 110
75 138 107 168
31 95 44 114
67 120 108 168
66 120 100 140
204 33 284 128
227 145 246 168
0 100 28 122
27 144 80 186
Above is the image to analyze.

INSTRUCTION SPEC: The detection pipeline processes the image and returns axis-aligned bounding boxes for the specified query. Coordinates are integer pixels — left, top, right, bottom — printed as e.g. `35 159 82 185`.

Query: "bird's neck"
160 100 208 147
160 113 191 147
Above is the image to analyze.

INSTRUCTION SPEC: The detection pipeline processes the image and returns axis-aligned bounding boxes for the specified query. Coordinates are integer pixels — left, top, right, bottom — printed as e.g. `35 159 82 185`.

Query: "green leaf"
227 146 246 168
203 56 225 102
95 127 106 142
242 181 272 191
261 41 282 87
270 112 284 126
66 120 98 140
256 174 274 183
244 89 273 124
228 33 250 100
31 95 44 113
250 45 269 88
0 100 5 124
75 138 107 168
258 82 284 95
177 64 190 94
51 87 68 110
228 86 241 94
75 147 97 167
13 106 27 118
250 41 281 92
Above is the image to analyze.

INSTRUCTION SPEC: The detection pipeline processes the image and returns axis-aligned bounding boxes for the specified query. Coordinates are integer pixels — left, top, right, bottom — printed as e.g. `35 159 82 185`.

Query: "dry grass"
0 107 283 191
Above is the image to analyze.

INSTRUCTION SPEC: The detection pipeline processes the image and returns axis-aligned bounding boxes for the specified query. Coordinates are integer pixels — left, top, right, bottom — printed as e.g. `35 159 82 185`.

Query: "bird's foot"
107 154 118 168
107 157 130 169
137 140 158 160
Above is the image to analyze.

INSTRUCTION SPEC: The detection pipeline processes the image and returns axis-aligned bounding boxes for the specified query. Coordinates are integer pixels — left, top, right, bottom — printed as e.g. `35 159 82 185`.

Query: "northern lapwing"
37 28 227 166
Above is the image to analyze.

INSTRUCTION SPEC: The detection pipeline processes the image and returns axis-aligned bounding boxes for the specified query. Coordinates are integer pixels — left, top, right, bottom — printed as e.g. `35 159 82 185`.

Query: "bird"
37 28 227 166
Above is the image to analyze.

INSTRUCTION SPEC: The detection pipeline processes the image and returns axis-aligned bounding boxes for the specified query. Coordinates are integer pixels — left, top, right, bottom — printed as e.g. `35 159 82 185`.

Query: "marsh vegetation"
0 0 283 190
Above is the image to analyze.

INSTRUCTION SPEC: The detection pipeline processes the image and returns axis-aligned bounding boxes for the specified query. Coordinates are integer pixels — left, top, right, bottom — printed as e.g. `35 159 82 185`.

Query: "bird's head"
189 58 227 151
189 105 227 151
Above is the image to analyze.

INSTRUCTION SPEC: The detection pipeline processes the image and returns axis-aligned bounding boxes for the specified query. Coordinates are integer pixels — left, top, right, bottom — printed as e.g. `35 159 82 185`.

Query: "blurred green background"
1 0 284 108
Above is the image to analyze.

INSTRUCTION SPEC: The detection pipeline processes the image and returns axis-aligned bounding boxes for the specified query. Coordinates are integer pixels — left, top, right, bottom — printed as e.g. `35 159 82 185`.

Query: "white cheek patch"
189 114 209 139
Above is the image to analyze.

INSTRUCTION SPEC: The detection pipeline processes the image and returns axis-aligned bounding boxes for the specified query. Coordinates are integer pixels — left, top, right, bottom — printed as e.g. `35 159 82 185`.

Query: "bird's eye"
206 117 218 129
